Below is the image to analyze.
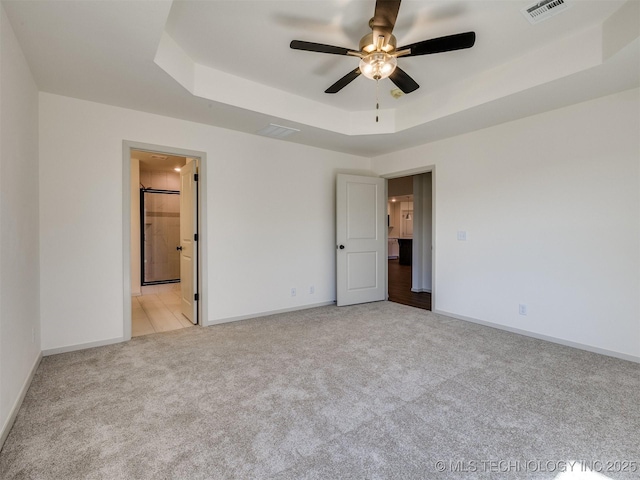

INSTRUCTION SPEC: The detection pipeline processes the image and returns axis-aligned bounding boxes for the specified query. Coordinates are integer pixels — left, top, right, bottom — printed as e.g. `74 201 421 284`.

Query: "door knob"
176 246 183 251
338 245 345 250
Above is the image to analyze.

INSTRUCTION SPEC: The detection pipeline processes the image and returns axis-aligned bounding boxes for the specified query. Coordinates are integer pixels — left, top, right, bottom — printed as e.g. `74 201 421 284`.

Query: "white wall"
39 92 371 352
0 5 41 444
139 167 181 191
372 88 640 360
412 173 432 293
387 201 402 239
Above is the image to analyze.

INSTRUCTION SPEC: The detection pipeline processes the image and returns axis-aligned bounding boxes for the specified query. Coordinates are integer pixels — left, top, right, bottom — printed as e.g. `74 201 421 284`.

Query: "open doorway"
131 150 193 336
387 173 432 310
123 141 206 341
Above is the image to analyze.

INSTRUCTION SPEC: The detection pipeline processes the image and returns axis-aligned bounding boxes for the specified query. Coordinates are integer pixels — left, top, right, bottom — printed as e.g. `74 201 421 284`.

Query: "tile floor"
132 283 194 337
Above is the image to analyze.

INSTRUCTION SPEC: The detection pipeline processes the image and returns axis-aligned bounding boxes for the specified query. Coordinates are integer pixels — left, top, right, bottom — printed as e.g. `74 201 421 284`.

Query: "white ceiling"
3 0 638 157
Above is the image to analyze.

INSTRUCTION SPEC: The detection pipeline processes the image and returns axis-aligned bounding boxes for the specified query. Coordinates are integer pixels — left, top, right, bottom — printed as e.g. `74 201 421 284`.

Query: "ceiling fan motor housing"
360 33 397 53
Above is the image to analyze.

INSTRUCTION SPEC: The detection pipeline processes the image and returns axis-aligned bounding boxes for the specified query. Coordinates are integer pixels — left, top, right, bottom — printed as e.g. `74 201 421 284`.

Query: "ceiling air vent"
256 123 300 139
521 0 571 25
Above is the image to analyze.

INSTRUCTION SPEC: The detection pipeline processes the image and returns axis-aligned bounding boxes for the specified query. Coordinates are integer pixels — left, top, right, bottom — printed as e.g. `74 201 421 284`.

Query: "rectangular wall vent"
256 123 301 139
522 0 571 25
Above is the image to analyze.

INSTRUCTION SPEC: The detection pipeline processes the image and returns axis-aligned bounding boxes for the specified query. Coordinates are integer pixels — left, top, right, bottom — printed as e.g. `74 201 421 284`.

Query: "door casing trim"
122 140 208 340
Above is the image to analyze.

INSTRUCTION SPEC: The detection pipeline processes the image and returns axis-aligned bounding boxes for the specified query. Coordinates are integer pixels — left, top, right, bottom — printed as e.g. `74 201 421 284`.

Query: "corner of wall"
0 3 42 450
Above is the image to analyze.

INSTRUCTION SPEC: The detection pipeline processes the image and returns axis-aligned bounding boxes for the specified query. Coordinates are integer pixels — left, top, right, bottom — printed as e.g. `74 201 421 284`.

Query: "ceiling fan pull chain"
375 80 379 123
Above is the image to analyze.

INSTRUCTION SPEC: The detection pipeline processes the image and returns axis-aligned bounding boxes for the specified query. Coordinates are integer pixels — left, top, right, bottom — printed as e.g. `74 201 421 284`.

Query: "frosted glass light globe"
359 52 397 80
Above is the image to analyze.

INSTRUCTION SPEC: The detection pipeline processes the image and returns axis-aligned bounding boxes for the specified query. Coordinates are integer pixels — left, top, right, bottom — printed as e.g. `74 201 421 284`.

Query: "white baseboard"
0 352 42 450
433 309 640 364
411 288 432 293
42 302 337 353
42 336 125 357
205 301 336 327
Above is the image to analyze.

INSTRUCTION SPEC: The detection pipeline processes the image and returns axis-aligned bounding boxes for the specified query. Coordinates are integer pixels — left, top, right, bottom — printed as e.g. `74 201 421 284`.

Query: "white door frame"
381 165 436 310
122 141 208 341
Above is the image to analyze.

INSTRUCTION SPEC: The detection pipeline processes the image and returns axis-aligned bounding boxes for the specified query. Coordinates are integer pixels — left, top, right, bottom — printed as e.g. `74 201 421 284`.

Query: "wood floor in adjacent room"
388 258 431 310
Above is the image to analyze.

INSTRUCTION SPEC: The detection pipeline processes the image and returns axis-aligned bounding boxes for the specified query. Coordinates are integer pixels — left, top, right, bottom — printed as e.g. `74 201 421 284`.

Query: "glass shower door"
141 189 180 285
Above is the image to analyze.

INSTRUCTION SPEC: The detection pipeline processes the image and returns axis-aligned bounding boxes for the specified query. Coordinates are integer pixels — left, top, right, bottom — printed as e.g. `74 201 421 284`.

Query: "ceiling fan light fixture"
359 52 397 80
290 0 476 95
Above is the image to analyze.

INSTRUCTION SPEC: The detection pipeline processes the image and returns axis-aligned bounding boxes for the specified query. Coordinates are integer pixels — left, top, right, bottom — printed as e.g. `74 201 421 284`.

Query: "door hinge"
194 293 199 301
194 233 198 241
194 173 199 182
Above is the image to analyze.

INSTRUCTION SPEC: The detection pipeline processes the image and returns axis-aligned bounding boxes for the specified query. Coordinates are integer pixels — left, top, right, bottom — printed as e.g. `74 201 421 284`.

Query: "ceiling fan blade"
325 68 362 94
290 40 353 56
371 0 401 47
389 67 419 94
399 31 476 57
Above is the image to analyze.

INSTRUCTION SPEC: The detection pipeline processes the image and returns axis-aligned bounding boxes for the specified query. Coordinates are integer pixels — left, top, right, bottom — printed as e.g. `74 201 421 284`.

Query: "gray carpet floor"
1 302 638 479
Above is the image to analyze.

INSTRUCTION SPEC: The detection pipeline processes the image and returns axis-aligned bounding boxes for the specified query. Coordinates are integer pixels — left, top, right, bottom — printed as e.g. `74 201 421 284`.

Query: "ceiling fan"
290 0 476 95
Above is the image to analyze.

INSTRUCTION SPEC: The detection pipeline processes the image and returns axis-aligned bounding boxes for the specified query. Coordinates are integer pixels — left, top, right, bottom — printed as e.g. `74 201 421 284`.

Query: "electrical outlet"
519 304 528 316
457 231 467 241
291 288 296 297
309 286 315 294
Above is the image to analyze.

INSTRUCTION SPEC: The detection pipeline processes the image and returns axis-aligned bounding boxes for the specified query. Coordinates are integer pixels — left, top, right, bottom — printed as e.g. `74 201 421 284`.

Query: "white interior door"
179 160 198 323
336 174 386 306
